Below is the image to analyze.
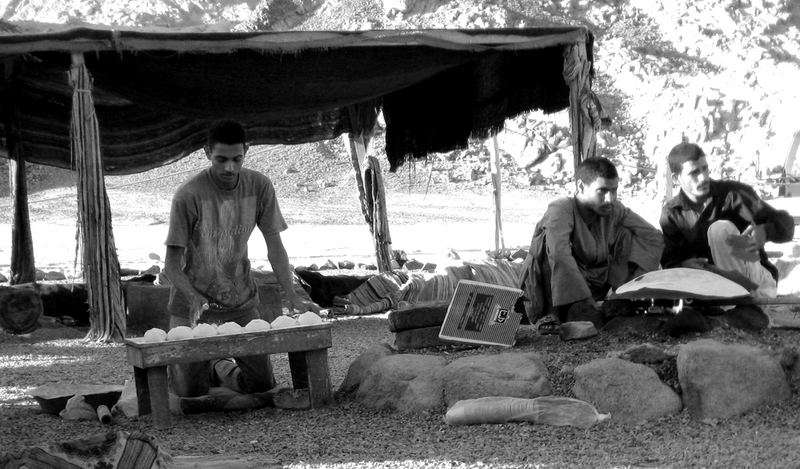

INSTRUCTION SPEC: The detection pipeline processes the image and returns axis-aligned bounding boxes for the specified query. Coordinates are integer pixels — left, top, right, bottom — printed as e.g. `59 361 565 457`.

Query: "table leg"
288 349 332 408
133 366 150 416
147 366 172 428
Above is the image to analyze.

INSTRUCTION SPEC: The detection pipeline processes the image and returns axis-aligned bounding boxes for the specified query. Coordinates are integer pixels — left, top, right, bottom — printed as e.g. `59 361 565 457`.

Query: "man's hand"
681 257 710 269
726 224 762 262
189 297 209 326
287 297 321 315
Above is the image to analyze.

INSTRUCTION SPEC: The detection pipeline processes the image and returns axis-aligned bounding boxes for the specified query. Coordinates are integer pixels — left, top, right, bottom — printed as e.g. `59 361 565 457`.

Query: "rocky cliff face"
3 0 798 198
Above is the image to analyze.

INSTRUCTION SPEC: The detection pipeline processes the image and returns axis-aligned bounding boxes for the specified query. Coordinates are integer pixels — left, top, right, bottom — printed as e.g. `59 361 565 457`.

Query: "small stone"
319 260 338 271
44 271 66 281
421 262 437 273
338 260 355 270
403 259 424 270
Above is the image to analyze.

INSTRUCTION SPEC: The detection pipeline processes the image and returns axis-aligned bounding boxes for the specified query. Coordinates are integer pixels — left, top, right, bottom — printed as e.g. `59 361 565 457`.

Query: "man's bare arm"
162 245 208 324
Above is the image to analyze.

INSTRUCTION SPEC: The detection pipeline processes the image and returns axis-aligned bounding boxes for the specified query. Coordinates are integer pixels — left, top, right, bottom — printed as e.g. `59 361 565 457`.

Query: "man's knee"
707 219 738 241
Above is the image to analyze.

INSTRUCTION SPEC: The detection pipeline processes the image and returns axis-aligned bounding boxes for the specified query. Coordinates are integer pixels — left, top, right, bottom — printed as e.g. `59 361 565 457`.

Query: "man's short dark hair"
667 142 705 174
575 157 618 184
206 120 247 147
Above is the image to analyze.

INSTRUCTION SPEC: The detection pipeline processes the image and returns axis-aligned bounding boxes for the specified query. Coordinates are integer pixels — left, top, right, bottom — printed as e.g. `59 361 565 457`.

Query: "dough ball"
143 328 167 342
297 311 322 325
270 315 298 329
192 323 217 338
166 326 193 341
217 321 243 335
244 319 271 332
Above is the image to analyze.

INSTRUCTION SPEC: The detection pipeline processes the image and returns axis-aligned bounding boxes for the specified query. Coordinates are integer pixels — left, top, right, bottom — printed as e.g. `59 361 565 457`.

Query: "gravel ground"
3 315 800 468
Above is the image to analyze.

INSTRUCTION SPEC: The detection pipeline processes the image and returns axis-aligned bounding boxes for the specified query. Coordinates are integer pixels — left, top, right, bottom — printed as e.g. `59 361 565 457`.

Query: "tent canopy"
0 22 594 174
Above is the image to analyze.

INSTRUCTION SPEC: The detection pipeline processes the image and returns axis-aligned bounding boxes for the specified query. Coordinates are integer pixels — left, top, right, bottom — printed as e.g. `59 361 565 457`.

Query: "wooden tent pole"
488 135 505 253
563 40 599 169
363 155 393 272
69 52 126 342
2 59 36 285
348 134 393 271
347 134 372 228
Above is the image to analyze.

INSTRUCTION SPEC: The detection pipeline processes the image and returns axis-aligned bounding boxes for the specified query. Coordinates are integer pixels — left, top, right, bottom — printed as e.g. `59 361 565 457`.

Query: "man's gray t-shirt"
165 168 287 318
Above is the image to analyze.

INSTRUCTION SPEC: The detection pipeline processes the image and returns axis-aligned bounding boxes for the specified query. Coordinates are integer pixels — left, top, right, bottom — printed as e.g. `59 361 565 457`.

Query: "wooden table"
124 322 333 427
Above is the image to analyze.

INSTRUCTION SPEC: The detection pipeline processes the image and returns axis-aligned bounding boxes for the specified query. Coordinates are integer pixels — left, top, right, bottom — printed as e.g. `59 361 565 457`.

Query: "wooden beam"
69 52 126 342
488 135 505 252
563 41 598 169
2 58 36 285
364 155 393 272
347 134 372 229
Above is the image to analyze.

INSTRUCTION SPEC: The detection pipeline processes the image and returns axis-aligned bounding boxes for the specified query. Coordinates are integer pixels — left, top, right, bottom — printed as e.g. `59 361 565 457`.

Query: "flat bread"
612 268 750 300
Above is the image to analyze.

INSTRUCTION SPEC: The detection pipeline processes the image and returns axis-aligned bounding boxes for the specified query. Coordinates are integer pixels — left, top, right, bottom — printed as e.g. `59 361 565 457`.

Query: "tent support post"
347 134 393 272
363 156 393 273
2 59 36 285
347 134 371 227
564 40 599 169
70 52 126 342
488 135 505 254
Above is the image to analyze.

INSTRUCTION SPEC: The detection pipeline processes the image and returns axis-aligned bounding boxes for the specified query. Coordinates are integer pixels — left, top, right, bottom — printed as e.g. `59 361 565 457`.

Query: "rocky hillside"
2 0 799 201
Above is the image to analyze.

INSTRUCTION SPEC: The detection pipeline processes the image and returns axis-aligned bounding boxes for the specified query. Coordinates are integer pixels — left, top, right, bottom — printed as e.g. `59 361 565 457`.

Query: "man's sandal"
536 314 561 335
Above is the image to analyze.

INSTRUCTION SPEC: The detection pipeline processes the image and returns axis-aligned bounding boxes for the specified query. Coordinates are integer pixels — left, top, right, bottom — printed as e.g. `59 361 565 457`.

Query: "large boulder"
338 343 395 394
440 353 551 407
573 358 683 424
356 354 447 413
677 339 792 419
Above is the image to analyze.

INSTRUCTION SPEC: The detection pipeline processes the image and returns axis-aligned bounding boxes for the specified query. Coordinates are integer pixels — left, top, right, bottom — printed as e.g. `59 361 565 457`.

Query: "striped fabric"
341 260 525 315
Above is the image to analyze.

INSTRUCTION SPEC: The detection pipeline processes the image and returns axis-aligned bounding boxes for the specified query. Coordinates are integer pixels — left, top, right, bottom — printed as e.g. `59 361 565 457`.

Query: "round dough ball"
297 311 322 326
166 326 193 341
217 321 243 335
143 328 167 342
192 323 217 338
270 315 298 329
244 319 271 332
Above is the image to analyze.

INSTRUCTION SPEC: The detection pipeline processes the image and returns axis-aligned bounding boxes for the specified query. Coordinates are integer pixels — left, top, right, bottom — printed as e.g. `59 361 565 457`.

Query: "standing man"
660 142 795 298
163 120 310 397
519 157 664 330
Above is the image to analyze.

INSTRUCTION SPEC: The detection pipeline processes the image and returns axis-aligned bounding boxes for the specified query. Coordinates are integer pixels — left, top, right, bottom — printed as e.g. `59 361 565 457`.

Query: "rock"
338 343 395 394
403 259 424 271
440 353 551 407
394 326 446 350
0 272 7 282
337 260 355 270
722 305 769 332
447 249 461 260
661 307 711 337
559 321 598 341
356 354 447 412
44 270 66 281
319 259 338 271
618 343 676 364
573 358 683 424
677 339 791 419
421 262 437 273
34 269 46 281
510 249 528 261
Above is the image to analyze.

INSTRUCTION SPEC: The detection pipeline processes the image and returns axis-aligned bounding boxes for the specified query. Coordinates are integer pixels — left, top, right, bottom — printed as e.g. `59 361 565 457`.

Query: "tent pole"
346 134 372 228
563 40 599 169
69 52 126 342
488 135 505 253
348 134 393 271
363 155 393 272
2 59 36 285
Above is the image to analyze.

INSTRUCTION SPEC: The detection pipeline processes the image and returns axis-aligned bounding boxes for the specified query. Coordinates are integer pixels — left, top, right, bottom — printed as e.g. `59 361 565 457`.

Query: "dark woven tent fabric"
0 23 593 174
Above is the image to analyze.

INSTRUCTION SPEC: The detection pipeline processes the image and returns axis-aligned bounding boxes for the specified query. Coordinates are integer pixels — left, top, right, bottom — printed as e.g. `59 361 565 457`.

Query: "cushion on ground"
387 301 450 332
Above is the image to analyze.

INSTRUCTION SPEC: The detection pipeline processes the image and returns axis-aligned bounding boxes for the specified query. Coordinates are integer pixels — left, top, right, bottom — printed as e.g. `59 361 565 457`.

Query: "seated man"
163 120 312 398
660 142 795 298
519 157 664 329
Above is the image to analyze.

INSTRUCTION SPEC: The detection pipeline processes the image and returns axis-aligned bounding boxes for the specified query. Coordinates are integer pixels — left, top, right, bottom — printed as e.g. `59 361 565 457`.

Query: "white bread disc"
166 326 193 341
244 318 271 332
143 328 167 342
